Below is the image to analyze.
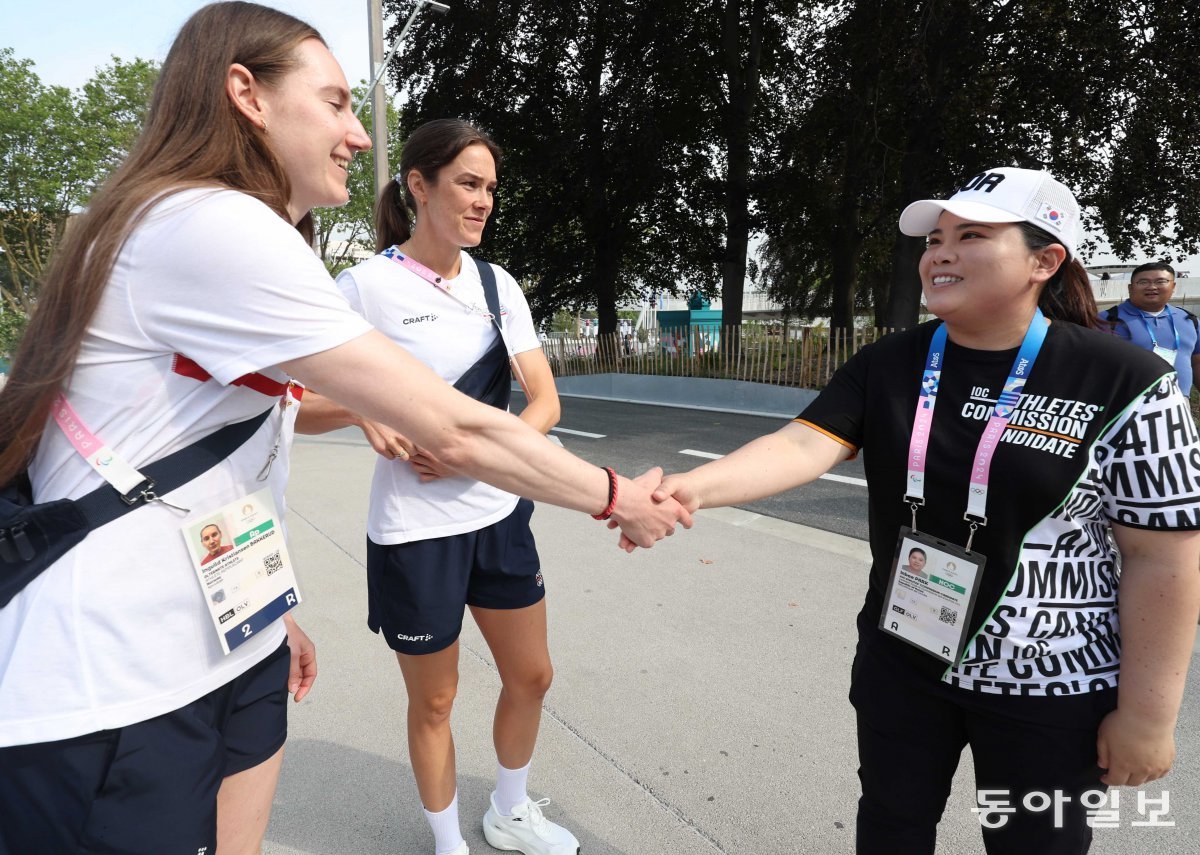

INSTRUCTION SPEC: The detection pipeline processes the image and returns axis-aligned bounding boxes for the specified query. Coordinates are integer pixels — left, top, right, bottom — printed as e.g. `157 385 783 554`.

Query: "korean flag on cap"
1035 202 1069 235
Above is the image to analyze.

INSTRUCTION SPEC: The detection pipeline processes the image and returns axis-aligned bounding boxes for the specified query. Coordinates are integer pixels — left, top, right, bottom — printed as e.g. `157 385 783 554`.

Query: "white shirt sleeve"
335 268 366 316
130 190 373 384
496 266 541 355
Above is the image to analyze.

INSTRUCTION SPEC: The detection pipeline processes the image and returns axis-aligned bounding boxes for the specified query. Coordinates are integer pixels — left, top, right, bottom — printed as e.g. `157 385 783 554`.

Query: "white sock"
494 760 531 816
423 791 464 855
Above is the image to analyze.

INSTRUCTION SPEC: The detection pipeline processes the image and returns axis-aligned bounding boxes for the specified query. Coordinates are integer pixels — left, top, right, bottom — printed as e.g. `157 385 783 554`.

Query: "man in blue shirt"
1102 262 1200 394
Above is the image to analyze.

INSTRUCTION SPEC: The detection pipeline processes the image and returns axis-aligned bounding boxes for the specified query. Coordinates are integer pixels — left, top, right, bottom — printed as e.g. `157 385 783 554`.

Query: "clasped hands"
607 467 698 553
359 418 696 550
359 419 448 482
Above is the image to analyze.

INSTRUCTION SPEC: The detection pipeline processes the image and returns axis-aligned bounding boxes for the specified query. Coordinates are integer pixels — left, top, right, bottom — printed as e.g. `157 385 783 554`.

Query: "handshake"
600 466 699 553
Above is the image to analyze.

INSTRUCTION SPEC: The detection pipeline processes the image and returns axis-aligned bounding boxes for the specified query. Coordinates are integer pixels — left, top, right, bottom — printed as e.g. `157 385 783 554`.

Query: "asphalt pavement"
263 413 1200 855
534 392 872 543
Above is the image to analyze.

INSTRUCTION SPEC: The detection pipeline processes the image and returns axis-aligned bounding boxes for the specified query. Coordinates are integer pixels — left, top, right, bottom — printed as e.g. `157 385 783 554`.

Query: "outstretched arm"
653 420 855 513
280 330 689 546
1097 524 1200 786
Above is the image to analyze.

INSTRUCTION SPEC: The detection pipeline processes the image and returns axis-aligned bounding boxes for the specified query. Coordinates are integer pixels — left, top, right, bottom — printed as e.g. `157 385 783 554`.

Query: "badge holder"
183 487 301 654
1153 346 1177 365
887 310 1047 664
880 498 985 664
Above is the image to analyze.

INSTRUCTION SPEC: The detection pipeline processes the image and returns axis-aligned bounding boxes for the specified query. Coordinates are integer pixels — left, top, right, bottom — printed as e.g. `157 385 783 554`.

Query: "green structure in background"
657 292 723 355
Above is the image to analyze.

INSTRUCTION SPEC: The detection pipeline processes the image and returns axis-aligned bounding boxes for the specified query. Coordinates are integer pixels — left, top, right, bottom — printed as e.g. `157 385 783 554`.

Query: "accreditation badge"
880 527 985 664
1152 345 1177 365
183 488 301 654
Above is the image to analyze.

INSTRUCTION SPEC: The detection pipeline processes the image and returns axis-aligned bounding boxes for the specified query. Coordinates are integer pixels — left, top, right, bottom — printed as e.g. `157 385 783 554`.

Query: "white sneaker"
442 845 469 855
482 793 580 855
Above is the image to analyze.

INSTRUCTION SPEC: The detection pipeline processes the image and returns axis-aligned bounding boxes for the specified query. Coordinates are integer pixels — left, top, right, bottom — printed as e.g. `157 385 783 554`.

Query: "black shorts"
367 498 544 655
0 640 290 855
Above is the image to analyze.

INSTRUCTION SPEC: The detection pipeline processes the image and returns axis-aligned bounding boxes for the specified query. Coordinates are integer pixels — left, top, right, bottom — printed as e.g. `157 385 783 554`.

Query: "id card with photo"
879 527 984 664
183 488 301 654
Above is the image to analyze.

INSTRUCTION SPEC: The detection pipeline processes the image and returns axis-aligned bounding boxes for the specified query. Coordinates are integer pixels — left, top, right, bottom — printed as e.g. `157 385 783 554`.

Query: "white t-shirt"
0 189 372 746
336 251 540 544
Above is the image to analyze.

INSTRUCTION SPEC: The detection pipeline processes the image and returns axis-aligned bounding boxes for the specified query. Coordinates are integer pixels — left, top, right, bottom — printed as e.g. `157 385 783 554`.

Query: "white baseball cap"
898 167 1080 258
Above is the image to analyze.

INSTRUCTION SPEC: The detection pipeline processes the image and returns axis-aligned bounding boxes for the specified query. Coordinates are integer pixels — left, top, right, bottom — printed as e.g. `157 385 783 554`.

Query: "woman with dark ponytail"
1018 221 1102 329
645 167 1200 854
298 119 577 855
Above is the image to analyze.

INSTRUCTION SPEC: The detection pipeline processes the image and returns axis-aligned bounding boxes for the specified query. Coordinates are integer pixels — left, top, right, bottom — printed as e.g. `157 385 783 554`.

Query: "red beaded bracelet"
592 466 618 520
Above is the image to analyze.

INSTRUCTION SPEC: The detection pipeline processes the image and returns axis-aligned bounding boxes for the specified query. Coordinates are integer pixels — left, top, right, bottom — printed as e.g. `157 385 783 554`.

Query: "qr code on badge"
263 550 283 575
939 606 957 625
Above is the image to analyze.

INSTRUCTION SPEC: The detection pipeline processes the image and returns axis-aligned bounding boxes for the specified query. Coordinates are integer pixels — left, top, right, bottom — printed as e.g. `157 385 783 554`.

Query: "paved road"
270 431 1200 855
522 392 873 542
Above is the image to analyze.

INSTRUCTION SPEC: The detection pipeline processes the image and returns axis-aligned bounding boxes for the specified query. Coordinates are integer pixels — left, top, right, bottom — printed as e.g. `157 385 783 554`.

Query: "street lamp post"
361 0 451 202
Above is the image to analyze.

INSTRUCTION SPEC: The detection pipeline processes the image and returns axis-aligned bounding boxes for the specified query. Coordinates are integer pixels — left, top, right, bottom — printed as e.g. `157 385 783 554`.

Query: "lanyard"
904 309 1048 550
53 382 298 504
1137 307 1179 352
52 393 189 512
380 246 527 393
382 246 500 328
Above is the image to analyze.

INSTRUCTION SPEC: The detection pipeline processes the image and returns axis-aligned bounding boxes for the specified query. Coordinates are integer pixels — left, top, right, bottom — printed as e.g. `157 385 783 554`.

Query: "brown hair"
1017 222 1099 330
0 2 323 486
375 119 502 252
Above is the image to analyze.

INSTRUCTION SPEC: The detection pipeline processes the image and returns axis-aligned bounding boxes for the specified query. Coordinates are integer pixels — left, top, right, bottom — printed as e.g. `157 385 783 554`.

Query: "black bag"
451 258 512 410
0 407 272 608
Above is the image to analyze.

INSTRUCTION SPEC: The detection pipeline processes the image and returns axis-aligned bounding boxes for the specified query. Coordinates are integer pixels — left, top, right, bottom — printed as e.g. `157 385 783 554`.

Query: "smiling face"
259 39 371 222
201 525 223 557
906 550 926 573
919 212 1056 329
1128 270 1176 313
408 143 497 250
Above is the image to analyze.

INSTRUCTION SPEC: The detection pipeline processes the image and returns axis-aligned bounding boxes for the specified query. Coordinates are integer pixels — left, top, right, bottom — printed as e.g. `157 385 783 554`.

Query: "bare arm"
279 331 688 546
294 390 413 460
1097 524 1200 786
390 347 561 481
293 391 360 434
513 348 561 434
653 420 855 513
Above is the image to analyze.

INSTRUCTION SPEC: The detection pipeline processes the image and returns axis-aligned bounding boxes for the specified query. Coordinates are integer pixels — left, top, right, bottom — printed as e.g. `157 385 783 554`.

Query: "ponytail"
374 178 412 252
1038 258 1099 330
1017 222 1099 330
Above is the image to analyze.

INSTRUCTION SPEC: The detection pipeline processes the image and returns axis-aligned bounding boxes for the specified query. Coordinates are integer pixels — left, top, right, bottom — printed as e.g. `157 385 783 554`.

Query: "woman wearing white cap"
650 167 1200 853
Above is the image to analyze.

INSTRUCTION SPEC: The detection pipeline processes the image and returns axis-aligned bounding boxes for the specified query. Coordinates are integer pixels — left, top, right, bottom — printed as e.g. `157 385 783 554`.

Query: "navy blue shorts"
367 498 544 654
0 639 290 855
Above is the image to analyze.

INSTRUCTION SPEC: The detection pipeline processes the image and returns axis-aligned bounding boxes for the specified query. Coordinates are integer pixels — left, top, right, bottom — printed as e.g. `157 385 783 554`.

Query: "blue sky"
2 1 1192 274
2 1 373 90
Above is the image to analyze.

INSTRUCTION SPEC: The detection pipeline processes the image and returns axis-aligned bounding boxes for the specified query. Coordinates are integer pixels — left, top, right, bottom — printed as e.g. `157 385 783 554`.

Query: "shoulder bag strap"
473 257 503 335
73 407 274 530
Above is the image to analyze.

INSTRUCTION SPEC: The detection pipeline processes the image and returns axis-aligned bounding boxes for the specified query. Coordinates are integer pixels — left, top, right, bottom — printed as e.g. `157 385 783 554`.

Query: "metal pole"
367 0 390 201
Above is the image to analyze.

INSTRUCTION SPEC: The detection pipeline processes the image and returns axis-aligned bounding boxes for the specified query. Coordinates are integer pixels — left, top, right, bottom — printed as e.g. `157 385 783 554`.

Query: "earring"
260 119 268 132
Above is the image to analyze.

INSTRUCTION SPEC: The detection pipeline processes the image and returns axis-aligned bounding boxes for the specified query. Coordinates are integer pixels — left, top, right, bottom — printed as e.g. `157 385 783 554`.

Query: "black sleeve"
794 344 872 451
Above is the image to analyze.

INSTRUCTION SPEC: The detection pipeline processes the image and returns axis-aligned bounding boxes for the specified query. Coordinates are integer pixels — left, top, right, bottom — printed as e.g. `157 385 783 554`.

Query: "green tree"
312 85 402 274
759 1 1199 330
387 0 718 335
697 0 803 332
0 51 157 318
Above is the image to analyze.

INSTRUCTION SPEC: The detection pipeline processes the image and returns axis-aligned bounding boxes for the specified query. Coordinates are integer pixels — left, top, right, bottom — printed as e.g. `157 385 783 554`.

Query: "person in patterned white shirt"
649 167 1200 855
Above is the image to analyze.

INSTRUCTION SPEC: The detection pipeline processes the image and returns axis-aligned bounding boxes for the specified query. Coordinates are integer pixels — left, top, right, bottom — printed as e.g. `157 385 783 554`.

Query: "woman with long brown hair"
0 4 687 853
649 167 1200 854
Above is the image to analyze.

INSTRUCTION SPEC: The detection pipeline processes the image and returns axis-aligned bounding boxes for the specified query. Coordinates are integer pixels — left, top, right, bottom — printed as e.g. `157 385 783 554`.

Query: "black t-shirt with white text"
799 320 1200 697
